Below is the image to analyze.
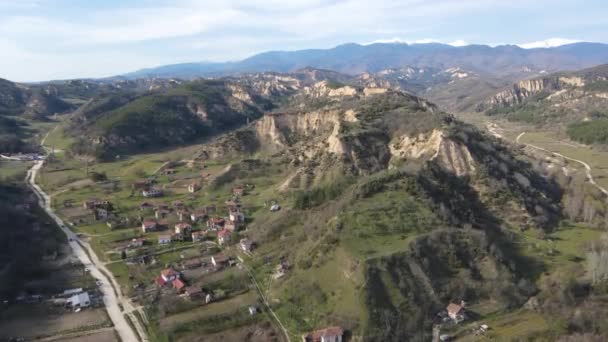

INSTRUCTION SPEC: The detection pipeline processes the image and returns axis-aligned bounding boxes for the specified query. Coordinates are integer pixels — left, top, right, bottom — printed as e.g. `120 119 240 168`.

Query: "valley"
2 42 608 342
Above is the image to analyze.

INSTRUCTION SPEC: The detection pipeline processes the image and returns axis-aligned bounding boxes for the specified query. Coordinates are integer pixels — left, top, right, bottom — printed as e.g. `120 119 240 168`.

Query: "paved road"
27 161 146 342
516 132 608 196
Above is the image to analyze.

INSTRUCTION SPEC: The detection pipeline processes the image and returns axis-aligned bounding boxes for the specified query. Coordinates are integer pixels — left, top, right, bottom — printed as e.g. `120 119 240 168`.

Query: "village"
39 156 351 341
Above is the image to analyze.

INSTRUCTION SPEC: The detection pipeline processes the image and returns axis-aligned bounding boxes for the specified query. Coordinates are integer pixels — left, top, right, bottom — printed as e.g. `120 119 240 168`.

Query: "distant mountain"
478 64 608 144
122 42 608 81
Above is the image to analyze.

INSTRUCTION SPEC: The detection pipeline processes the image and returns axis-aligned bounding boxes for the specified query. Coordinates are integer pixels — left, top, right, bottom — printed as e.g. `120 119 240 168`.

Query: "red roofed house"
447 302 466 322
172 278 186 293
141 220 157 233
217 229 232 245
161 268 180 282
155 276 166 287
207 217 225 230
302 326 344 342
175 222 192 235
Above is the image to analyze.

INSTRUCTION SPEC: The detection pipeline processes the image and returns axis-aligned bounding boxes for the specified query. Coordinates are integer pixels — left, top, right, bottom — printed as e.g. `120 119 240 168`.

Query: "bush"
89 171 107 182
567 119 608 145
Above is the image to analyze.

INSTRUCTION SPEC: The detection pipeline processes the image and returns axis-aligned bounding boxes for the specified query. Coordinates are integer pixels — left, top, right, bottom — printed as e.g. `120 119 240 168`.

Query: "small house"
225 198 241 207
172 279 186 293
160 268 180 282
207 217 225 230
302 326 344 342
177 210 189 222
274 260 290 279
161 168 177 175
185 286 203 299
83 199 108 210
205 293 213 304
190 210 206 223
142 188 163 198
139 202 154 210
141 220 157 233
228 208 245 223
447 303 466 322
211 254 229 268
94 208 109 220
217 229 232 245
191 231 206 242
240 238 255 252
270 204 281 212
155 209 170 219
232 186 245 196
175 222 192 235
248 306 258 315
224 220 238 232
128 238 145 248
158 235 172 245
68 292 91 308
187 183 201 193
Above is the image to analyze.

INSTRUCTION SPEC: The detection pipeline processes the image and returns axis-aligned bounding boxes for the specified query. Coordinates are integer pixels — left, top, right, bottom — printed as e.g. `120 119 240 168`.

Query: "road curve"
517 132 608 196
26 161 145 342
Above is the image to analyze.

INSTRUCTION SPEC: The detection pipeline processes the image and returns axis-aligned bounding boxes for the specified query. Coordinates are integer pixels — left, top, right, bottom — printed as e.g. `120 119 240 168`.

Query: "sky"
0 0 607 82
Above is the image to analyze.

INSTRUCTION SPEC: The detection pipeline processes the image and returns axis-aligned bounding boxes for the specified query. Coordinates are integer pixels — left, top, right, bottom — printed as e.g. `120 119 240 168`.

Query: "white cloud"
0 0 604 80
518 38 583 49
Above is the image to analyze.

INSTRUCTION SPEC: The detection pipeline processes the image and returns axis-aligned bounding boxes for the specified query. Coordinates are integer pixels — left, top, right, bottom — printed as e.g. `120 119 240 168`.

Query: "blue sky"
1 0 607 81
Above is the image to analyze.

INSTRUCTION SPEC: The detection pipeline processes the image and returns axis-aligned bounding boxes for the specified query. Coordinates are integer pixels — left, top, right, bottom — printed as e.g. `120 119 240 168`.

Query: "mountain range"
121 42 608 81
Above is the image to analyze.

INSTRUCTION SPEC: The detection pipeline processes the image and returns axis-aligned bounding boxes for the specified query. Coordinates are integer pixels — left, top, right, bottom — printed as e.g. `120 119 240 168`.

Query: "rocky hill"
190 82 578 340
478 64 608 127
66 78 281 160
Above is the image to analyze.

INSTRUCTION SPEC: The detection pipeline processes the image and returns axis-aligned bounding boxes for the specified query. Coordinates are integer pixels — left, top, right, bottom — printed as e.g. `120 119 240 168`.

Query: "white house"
158 235 172 245
142 188 163 198
69 292 91 308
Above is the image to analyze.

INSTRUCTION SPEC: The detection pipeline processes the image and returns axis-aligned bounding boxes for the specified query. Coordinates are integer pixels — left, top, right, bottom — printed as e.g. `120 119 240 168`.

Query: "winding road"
516 132 608 196
27 160 148 341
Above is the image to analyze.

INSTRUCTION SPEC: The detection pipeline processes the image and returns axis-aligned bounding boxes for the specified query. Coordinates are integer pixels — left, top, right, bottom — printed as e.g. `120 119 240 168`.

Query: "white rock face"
390 129 477 176
558 76 585 87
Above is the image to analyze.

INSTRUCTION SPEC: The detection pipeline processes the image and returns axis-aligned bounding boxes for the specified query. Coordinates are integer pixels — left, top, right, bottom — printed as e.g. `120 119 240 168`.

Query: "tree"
89 171 107 182
121 250 127 260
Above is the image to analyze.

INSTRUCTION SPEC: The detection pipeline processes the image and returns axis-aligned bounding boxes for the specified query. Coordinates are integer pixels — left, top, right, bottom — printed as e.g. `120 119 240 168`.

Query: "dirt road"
516 132 608 196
